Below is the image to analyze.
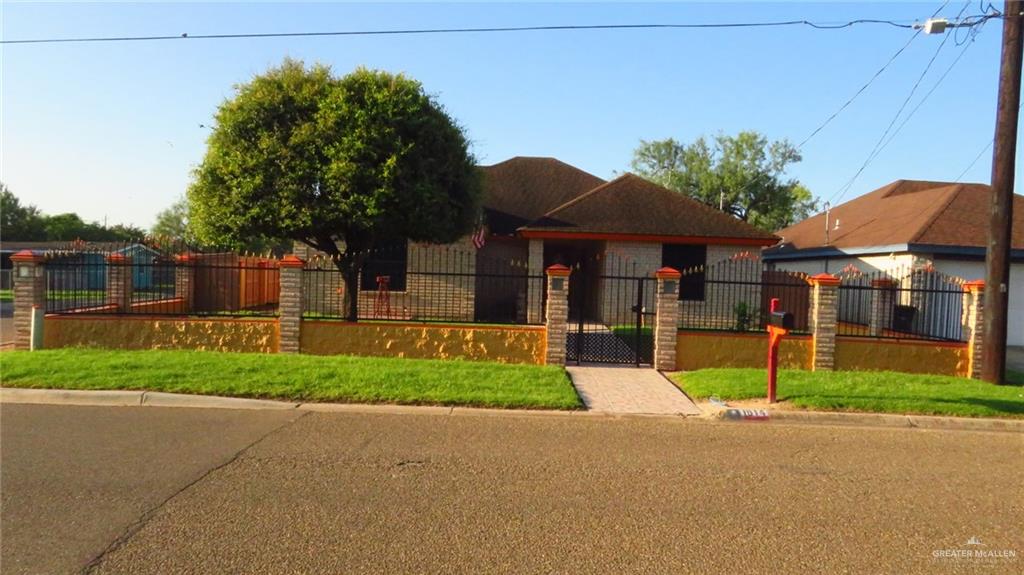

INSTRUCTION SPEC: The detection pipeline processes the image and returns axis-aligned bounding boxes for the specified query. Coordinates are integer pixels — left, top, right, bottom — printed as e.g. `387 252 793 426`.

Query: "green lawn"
672 368 1024 418
1 349 580 410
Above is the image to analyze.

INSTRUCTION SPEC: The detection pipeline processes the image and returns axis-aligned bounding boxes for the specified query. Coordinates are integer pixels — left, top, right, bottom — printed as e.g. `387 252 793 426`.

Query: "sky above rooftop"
1 1 1017 230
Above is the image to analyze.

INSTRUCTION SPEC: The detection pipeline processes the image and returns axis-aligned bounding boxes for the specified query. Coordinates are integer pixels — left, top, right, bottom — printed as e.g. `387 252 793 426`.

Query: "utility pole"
983 1 1023 384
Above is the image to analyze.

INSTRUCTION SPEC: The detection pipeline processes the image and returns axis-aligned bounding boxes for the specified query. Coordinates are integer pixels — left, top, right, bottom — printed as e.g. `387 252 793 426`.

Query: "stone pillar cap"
963 279 985 291
545 264 571 276
654 266 681 279
10 250 44 263
279 254 306 268
807 273 840 286
870 278 897 288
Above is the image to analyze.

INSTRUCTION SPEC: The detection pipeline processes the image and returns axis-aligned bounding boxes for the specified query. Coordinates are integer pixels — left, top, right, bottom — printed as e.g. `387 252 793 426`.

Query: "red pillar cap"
545 264 571 276
10 250 44 263
174 253 194 263
655 266 681 279
807 273 840 286
963 279 985 291
279 254 306 268
105 253 128 263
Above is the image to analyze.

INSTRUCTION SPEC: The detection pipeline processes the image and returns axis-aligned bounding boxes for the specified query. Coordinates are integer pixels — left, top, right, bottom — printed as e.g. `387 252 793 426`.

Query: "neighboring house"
0 241 162 291
296 156 778 323
764 179 1024 346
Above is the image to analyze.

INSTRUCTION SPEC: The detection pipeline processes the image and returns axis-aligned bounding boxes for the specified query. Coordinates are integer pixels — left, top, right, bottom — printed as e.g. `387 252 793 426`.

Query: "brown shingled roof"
518 173 778 244
772 180 1024 251
480 157 605 235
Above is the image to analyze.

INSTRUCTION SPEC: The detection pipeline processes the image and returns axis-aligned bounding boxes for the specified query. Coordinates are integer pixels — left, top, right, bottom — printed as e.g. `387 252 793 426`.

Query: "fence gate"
566 271 654 366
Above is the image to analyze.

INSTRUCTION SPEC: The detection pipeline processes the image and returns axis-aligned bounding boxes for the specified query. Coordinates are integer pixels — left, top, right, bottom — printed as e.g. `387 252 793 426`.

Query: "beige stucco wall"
676 331 812 371
300 320 546 364
834 336 969 377
43 316 279 353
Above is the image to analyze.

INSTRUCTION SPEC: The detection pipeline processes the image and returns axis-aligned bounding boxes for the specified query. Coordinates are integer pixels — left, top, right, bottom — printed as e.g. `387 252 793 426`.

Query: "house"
0 241 163 291
296 156 779 326
764 179 1024 346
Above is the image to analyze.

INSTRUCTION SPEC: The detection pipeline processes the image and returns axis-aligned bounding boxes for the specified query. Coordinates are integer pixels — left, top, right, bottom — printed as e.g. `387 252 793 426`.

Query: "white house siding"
771 253 1023 347
930 259 1023 347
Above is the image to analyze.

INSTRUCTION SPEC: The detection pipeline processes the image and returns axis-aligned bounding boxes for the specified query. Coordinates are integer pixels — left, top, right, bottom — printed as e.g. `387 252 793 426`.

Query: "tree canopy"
630 131 817 231
150 197 192 244
1 183 145 242
188 59 481 320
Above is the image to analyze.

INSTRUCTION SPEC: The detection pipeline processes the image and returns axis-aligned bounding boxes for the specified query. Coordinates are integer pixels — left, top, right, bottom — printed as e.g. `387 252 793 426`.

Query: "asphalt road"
2 404 1021 574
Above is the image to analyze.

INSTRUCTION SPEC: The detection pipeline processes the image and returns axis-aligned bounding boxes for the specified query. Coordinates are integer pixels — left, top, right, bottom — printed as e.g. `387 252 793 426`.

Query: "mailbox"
769 310 794 330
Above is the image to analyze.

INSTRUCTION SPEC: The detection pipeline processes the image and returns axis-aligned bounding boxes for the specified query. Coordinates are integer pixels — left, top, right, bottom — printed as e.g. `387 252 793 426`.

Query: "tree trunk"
333 246 366 322
340 261 359 322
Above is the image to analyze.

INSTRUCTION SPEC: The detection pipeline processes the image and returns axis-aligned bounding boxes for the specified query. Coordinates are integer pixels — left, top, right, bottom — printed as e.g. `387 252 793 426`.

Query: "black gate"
566 271 654 366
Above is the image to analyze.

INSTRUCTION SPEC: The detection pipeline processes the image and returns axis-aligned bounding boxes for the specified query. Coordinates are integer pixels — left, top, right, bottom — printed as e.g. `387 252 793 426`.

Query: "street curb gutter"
706 407 1024 433
2 388 1021 432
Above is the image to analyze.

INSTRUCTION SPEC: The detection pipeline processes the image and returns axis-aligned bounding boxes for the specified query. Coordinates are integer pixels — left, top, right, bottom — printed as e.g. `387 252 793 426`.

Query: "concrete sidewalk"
566 366 701 415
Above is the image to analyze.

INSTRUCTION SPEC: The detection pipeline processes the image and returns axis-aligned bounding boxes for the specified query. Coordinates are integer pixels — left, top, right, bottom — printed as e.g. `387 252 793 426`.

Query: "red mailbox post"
766 297 792 404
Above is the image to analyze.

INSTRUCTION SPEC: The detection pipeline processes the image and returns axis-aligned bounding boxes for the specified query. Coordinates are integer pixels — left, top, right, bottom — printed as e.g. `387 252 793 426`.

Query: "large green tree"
1 183 144 242
630 131 817 231
1 183 46 240
150 197 192 244
188 59 481 320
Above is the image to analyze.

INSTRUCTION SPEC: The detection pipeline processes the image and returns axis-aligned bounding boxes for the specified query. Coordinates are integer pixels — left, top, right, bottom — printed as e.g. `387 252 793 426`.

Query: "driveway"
2 403 1021 574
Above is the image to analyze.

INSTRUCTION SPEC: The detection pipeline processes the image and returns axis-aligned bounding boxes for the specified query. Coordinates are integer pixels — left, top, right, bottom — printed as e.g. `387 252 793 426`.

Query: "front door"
566 271 654 366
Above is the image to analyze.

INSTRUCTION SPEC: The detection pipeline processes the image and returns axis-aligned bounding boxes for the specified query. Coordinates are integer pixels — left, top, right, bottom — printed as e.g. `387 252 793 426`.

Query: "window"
361 242 408 291
662 244 706 301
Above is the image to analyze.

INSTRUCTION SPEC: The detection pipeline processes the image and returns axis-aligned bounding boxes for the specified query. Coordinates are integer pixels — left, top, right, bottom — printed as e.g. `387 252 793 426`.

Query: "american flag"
471 224 487 249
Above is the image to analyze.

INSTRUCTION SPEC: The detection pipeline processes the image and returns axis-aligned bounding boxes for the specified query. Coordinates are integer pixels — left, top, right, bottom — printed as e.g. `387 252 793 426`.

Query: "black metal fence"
41 244 280 317
302 243 545 325
836 265 965 342
679 257 812 334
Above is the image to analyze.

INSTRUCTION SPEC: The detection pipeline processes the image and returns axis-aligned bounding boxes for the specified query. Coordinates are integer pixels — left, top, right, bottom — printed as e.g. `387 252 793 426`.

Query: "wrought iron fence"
302 243 545 325
41 243 280 317
836 264 965 342
678 256 811 334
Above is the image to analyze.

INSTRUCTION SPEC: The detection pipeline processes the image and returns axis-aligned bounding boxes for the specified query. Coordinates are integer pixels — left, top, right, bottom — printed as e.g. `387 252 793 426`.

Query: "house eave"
517 230 778 246
763 242 1024 262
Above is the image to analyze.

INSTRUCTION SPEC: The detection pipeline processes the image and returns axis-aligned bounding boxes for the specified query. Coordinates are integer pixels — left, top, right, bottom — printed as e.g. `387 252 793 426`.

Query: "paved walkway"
566 365 701 415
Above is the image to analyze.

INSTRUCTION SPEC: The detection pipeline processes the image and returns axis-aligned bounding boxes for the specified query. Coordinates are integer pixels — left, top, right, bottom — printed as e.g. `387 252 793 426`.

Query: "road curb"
142 391 301 410
2 388 1020 432
1 388 145 406
706 406 1024 433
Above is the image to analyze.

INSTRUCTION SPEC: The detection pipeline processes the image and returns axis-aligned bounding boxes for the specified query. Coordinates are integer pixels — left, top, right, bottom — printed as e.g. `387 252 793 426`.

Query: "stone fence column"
174 254 195 312
544 264 571 366
278 255 305 354
808 273 840 371
106 253 133 311
653 267 681 371
868 278 896 336
963 280 985 379
11 250 46 350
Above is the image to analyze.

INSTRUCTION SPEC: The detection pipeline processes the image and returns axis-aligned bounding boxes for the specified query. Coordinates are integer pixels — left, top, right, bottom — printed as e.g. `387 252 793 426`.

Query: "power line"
827 2 961 206
955 139 993 182
796 30 921 149
955 101 1024 182
0 19 918 45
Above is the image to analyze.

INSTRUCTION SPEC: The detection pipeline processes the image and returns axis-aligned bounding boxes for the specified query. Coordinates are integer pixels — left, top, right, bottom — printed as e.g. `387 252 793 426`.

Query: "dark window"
662 244 706 301
361 242 408 291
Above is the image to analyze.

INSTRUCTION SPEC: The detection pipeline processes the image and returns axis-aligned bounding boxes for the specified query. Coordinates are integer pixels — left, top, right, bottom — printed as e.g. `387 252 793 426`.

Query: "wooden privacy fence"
192 254 280 313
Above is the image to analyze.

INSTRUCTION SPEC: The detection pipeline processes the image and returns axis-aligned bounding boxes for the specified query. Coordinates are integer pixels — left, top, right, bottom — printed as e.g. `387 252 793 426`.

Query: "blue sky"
1 1 1014 230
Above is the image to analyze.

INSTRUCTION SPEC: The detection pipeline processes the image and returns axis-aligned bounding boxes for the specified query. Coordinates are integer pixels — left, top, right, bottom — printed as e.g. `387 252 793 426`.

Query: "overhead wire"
1 18 919 45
